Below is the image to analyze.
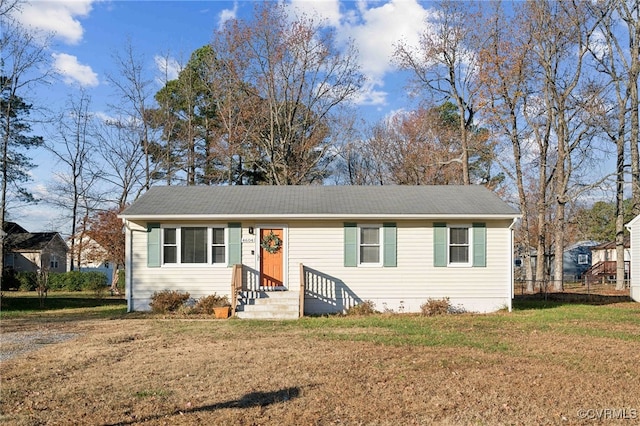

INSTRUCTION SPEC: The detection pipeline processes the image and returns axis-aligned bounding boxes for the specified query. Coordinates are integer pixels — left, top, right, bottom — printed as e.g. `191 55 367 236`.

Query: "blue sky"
9 0 438 232
6 0 624 234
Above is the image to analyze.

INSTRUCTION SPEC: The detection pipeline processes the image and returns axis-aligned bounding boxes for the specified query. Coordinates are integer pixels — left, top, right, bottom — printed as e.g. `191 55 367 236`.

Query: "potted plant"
195 293 231 319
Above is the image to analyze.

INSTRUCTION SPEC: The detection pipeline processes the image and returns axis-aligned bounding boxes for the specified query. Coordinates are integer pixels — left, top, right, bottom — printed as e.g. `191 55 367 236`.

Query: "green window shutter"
433 222 447 267
228 223 242 267
147 223 161 267
383 223 397 267
473 223 486 267
344 223 357 267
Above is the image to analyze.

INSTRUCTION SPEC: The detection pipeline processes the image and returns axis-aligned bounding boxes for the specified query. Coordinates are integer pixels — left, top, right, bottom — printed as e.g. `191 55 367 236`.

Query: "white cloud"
154 55 181 84
52 53 99 87
288 0 430 106
288 0 342 26
339 0 429 81
14 0 95 45
218 1 238 30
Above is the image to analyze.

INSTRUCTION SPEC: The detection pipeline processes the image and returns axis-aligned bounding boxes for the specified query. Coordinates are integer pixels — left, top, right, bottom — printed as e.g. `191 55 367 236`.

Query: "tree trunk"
110 263 121 295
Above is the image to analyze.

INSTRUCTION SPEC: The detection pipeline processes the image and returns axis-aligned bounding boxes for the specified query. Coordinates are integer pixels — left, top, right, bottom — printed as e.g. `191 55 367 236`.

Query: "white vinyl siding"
128 221 236 311
288 220 512 314
127 219 513 313
629 216 640 302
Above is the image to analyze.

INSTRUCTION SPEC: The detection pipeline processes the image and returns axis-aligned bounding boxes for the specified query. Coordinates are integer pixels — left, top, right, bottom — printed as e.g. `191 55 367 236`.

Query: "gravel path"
0 330 78 362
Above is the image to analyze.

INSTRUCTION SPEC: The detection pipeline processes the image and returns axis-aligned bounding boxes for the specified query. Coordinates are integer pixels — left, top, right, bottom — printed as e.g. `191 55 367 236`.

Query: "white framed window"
50 254 59 269
577 254 589 265
359 225 383 266
181 227 207 264
161 225 227 266
448 225 472 267
211 227 226 265
163 228 177 264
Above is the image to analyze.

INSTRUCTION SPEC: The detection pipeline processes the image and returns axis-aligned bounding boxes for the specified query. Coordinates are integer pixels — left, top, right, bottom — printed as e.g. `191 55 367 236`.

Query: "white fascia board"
626 214 640 230
119 213 521 222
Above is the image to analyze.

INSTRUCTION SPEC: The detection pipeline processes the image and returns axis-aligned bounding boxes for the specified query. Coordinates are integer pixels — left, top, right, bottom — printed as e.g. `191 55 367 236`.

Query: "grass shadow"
104 387 301 425
513 293 632 310
0 295 126 312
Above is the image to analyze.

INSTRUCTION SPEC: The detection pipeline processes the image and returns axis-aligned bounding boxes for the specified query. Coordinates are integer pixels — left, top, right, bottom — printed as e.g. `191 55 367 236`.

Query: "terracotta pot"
213 306 230 319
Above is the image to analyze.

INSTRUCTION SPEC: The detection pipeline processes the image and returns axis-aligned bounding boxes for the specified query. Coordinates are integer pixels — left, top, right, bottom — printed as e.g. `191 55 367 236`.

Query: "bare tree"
478 2 536 288
213 2 365 185
94 118 145 208
522 0 602 290
106 39 157 191
394 0 484 185
617 1 640 217
45 91 101 270
0 16 49 282
588 0 639 289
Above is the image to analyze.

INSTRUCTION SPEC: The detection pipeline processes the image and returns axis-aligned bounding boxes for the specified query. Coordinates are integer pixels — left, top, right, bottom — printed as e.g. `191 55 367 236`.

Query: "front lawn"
1 295 638 425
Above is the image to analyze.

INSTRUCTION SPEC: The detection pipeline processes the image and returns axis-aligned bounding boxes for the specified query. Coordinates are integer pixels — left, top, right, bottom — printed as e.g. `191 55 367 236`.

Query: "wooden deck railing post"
231 264 242 314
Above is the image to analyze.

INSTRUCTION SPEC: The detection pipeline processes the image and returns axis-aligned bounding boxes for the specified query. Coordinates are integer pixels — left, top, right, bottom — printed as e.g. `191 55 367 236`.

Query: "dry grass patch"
1 300 639 425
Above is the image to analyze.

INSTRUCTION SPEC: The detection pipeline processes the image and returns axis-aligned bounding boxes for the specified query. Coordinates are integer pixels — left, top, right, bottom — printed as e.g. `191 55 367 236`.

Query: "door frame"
255 224 288 290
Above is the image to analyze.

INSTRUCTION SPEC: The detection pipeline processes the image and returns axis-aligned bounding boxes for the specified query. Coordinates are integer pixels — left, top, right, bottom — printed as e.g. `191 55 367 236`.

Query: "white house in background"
119 186 520 318
72 236 115 283
626 216 640 302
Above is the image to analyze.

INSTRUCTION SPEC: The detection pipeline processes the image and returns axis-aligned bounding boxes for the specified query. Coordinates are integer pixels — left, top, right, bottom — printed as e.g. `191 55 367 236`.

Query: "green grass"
0 291 127 319
225 300 640 351
2 291 638 351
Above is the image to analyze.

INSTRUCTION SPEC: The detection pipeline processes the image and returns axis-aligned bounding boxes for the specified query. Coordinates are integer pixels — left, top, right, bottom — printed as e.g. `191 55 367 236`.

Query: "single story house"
584 236 631 283
626 216 640 302
119 185 520 318
3 222 68 274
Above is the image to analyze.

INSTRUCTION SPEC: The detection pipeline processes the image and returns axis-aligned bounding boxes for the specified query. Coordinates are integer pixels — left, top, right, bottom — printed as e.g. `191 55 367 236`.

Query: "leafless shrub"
346 300 378 316
420 298 451 316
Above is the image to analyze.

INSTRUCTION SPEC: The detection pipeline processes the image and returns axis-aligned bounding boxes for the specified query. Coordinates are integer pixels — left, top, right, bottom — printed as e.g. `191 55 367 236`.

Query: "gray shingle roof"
121 185 519 219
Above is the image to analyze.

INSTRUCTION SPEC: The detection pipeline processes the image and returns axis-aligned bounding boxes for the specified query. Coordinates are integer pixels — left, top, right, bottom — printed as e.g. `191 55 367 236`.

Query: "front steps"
235 290 300 320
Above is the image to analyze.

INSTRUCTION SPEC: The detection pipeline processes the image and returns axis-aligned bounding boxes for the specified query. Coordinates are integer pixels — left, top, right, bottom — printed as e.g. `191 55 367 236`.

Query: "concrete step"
239 290 300 300
235 290 300 320
238 303 299 313
236 310 299 320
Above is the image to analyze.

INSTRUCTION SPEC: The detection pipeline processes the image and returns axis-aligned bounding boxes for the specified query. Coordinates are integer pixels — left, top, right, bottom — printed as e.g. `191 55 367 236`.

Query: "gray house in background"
3 222 68 274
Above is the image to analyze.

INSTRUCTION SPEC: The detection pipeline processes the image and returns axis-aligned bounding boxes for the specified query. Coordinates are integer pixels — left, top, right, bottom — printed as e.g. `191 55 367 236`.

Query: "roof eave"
120 213 521 222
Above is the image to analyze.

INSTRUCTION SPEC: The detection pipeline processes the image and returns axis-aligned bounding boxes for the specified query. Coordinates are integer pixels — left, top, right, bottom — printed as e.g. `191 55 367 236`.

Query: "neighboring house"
626 216 640 302
3 222 68 274
584 237 631 283
119 185 520 318
72 235 115 283
561 240 600 281
530 241 599 283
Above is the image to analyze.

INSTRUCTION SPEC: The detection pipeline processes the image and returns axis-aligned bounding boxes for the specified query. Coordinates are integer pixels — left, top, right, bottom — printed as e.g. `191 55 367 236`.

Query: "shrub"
194 293 230 314
346 300 378 316
420 297 451 316
149 290 190 313
1 269 19 291
48 272 65 290
16 272 37 291
47 271 108 292
60 271 83 291
80 271 108 291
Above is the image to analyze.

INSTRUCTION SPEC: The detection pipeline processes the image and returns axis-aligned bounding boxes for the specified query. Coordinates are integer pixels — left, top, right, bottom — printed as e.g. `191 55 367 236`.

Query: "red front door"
260 228 284 288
